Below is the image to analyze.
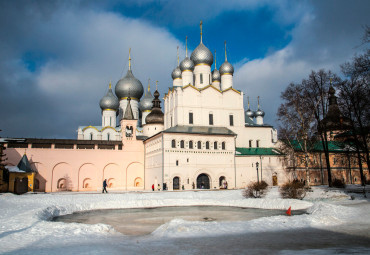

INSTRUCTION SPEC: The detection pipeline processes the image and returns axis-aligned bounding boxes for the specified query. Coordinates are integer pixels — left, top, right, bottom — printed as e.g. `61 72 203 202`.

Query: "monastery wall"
4 141 144 192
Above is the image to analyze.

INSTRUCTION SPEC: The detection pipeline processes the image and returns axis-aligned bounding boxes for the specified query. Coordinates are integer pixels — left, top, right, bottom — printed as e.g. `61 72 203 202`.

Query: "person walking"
102 179 108 193
152 184 154 191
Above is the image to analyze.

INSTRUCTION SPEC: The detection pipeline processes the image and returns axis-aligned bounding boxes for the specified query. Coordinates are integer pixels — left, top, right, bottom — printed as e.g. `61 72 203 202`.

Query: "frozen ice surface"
1 187 370 254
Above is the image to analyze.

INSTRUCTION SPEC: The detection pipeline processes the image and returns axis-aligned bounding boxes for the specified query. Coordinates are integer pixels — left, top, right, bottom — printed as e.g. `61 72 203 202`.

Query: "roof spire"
177 46 179 66
257 96 260 109
224 40 227 62
109 80 112 89
128 48 131 70
214 50 217 69
148 78 151 93
247 96 250 109
156 80 158 91
185 36 188 57
200 20 203 43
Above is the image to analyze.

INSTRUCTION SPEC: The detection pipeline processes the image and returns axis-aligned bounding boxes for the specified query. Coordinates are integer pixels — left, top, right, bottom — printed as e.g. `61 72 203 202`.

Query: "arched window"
197 141 202 149
214 141 218 150
256 140 260 148
171 139 176 148
107 133 110 141
200 73 203 84
206 141 210 150
180 140 185 148
249 140 253 148
222 142 226 150
189 141 193 149
90 133 93 140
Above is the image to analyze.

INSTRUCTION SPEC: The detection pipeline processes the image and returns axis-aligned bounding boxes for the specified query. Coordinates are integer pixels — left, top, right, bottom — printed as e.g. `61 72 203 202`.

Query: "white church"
76 22 286 191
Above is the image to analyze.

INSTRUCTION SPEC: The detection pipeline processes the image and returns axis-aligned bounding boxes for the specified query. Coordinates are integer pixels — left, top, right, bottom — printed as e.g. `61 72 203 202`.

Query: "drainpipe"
260 155 263 182
234 136 237 188
162 132 164 190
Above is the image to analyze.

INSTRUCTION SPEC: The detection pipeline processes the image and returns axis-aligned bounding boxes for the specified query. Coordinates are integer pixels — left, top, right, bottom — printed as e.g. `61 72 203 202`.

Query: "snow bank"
0 188 364 254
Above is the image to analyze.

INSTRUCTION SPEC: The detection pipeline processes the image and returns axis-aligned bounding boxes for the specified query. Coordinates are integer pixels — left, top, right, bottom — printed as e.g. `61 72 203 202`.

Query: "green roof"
236 147 283 156
287 140 353 152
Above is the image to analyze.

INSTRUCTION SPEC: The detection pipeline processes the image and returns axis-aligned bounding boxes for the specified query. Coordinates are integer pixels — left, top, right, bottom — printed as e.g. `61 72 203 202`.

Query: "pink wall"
4 141 145 192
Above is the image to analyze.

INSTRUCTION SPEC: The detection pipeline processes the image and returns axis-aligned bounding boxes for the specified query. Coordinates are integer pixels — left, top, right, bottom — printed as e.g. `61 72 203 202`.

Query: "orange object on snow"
286 206 291 216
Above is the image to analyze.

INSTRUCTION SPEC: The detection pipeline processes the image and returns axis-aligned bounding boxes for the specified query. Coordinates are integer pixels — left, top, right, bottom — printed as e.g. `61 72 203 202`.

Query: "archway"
173 176 180 190
197 174 210 189
219 176 226 188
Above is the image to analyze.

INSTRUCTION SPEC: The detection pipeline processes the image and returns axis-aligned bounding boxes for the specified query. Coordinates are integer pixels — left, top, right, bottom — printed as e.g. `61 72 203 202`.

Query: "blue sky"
0 0 369 138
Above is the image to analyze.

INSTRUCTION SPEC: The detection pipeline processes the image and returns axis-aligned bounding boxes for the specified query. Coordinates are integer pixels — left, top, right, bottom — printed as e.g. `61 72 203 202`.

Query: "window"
180 140 185 148
90 133 93 140
189 140 193 149
171 116 173 127
189 112 193 124
171 139 176 148
249 140 252 148
256 140 260 148
222 142 226 150
229 115 234 126
200 73 203 84
107 133 110 141
209 114 213 125
206 141 210 149
209 74 211 83
214 142 218 150
197 141 202 149
176 160 179 166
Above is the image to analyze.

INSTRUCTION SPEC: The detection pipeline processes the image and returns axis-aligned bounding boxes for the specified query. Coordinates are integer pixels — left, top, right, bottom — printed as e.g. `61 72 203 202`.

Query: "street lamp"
256 162 259 184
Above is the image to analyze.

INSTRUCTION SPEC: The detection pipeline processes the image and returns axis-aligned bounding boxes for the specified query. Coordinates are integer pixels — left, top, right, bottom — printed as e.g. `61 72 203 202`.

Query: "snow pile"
0 187 367 254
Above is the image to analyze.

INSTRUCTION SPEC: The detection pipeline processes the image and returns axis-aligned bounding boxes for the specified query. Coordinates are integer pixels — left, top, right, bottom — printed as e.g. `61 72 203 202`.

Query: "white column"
173 78 182 87
182 71 193 86
193 65 211 89
102 110 117 127
221 74 233 91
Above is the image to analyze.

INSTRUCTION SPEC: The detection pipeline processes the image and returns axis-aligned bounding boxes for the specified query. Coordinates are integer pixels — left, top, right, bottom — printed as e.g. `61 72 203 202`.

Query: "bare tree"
277 83 318 186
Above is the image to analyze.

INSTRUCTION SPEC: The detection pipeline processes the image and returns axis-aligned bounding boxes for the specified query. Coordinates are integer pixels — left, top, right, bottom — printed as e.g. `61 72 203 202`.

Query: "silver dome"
212 68 221 82
140 92 154 111
245 109 255 118
180 57 195 72
255 109 265 117
220 61 234 75
171 66 182 80
190 43 213 66
115 70 144 100
100 87 119 110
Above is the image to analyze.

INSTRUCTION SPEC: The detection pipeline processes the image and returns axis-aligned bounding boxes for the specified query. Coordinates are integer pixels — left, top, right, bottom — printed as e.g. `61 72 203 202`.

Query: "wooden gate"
14 177 28 194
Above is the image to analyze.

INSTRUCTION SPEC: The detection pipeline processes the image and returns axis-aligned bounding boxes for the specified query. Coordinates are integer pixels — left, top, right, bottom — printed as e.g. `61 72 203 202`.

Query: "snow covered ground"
1 187 370 254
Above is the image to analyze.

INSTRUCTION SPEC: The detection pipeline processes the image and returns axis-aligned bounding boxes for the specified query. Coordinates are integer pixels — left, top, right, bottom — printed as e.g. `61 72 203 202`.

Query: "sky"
0 0 369 139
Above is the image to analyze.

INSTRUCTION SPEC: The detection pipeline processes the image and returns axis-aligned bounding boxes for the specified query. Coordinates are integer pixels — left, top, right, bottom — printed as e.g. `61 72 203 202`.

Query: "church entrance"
173 177 180 190
197 174 210 189
219 176 226 189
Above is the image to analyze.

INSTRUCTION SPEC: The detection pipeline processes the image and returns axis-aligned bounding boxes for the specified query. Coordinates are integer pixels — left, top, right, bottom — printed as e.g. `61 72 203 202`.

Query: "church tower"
121 96 137 141
180 36 195 86
143 81 164 137
99 81 119 128
191 21 213 89
115 48 144 121
140 79 154 125
220 41 234 90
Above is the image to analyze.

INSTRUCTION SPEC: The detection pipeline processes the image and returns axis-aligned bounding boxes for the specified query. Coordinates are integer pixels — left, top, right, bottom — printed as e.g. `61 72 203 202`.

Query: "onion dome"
180 36 195 71
171 66 182 80
180 57 195 72
115 49 144 100
145 82 164 124
220 41 234 75
190 21 213 66
245 109 255 118
220 61 234 75
254 96 265 117
191 43 213 66
212 50 221 82
100 82 119 110
140 80 154 111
